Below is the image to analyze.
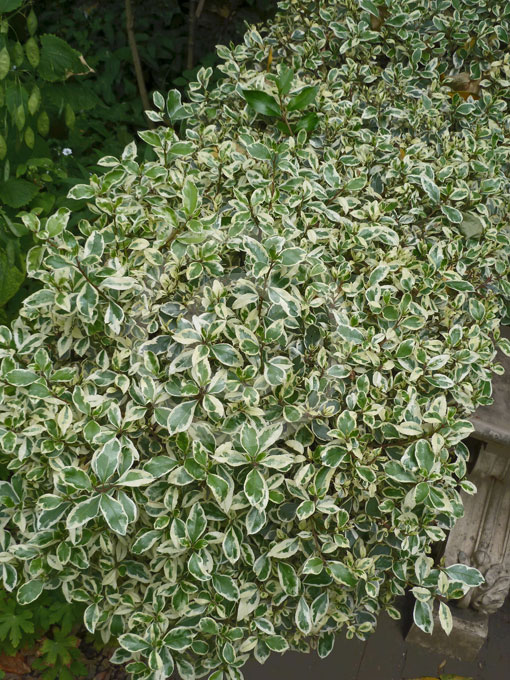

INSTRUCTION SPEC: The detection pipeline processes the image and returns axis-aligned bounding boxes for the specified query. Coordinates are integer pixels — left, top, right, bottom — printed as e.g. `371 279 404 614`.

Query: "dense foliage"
1 0 510 679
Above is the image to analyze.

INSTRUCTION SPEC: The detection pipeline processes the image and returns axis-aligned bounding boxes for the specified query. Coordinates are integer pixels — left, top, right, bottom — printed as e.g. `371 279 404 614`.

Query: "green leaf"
0 47 10 80
287 85 318 112
223 526 241 564
276 65 294 95
294 112 319 133
166 89 189 121
186 503 207 543
445 563 484 587
413 599 433 634
244 468 268 510
182 178 198 216
92 437 121 482
211 343 242 366
241 89 281 117
0 179 38 208
66 495 100 530
321 445 348 467
421 175 440 203
17 579 43 605
61 467 92 491
328 562 357 587
267 538 300 559
277 562 300 596
265 635 289 653
38 34 84 82
0 249 24 306
132 530 161 555
415 440 434 475
118 633 150 653
5 369 38 386
438 601 453 635
165 627 194 652
384 461 416 483
295 597 312 635
68 184 95 201
337 323 364 345
441 205 463 223
100 494 128 535
46 208 70 237
116 470 154 487
247 143 271 161
0 0 23 9
359 0 380 17
207 473 230 506
212 574 239 601
165 400 197 436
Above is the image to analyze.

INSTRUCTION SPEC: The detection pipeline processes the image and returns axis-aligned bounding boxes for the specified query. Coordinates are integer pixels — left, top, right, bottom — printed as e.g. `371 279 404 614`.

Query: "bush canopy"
1 0 510 679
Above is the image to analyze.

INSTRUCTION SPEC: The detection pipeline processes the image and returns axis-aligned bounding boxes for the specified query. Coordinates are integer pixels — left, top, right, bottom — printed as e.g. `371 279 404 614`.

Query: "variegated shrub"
1 0 510 678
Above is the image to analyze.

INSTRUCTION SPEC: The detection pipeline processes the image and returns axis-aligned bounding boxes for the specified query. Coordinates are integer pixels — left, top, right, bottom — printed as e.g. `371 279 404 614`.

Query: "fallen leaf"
440 675 474 680
0 652 31 675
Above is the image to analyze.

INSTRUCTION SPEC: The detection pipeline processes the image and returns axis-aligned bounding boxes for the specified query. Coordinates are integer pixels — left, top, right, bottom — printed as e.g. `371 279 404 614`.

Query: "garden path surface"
243 595 510 680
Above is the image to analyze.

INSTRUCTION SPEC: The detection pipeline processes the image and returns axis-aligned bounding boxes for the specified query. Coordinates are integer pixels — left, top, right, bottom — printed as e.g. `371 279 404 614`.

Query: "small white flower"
62 147 73 156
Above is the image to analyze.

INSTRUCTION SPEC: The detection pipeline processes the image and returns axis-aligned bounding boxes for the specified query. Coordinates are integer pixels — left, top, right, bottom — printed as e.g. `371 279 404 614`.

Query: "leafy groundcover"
1 1 510 680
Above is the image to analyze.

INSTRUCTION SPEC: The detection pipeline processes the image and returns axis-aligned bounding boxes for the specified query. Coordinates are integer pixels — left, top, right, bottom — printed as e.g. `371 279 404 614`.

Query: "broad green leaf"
61 467 92 491
241 89 281 117
287 85 318 112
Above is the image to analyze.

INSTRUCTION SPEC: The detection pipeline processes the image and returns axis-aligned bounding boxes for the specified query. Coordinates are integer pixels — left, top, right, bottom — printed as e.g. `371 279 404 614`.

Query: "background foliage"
0 0 277 324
